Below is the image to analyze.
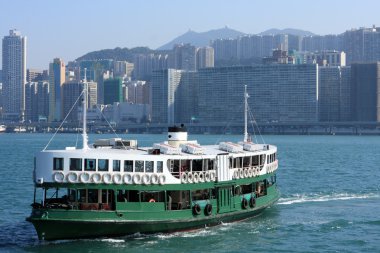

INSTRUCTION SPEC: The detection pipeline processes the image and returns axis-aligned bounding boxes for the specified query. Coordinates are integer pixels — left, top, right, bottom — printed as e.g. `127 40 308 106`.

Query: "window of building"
124 160 133 172
135 160 144 172
145 161 153 173
113 160 121 172
53 158 64 171
69 158 82 171
98 159 109 172
84 159 96 171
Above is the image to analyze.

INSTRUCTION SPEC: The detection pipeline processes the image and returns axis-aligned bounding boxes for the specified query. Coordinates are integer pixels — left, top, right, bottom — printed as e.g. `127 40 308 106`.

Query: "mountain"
76 47 155 62
259 28 315 37
157 27 245 50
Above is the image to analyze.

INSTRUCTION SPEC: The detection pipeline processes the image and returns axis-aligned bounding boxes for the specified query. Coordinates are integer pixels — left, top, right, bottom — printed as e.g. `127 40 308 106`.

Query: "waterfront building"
48 58 65 122
318 67 342 122
62 81 97 122
339 66 351 121
102 102 150 124
350 62 380 121
197 65 318 124
103 78 123 105
25 81 49 122
2 29 27 121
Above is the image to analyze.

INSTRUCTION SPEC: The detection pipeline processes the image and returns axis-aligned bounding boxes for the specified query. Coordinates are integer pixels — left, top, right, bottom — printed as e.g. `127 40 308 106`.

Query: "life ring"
198 172 205 183
158 175 166 185
79 172 90 183
210 171 216 181
53 172 65 183
149 198 156 203
239 168 244 179
67 172 78 183
142 174 150 185
244 168 249 178
91 173 101 183
233 170 239 179
113 174 122 184
123 173 132 184
181 172 188 184
192 203 201 215
132 174 141 184
249 197 256 208
102 173 112 184
242 198 248 209
193 172 199 183
204 171 211 182
256 168 260 176
204 204 212 216
248 168 253 177
187 172 193 183
150 174 159 184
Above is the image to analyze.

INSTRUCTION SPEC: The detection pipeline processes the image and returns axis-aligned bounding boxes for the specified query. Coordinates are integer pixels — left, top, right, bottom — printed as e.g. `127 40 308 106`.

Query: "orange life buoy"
149 198 156 203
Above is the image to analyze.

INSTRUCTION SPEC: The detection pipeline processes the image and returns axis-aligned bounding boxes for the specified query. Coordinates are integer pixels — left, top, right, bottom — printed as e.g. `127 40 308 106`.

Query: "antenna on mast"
244 85 249 142
82 68 89 150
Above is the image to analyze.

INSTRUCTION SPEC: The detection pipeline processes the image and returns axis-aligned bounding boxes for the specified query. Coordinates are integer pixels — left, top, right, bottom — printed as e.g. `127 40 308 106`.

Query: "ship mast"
244 85 249 142
82 68 89 149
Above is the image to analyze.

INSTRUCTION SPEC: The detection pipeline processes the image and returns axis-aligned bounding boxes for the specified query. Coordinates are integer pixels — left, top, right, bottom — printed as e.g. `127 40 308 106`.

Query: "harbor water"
0 133 379 253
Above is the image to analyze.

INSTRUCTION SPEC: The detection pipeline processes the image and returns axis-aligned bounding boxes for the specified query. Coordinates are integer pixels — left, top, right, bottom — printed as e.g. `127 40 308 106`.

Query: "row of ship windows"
53 158 164 173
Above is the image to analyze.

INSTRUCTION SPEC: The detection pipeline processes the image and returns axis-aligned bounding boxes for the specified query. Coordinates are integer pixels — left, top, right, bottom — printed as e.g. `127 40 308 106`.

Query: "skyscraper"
2 29 26 121
48 58 65 122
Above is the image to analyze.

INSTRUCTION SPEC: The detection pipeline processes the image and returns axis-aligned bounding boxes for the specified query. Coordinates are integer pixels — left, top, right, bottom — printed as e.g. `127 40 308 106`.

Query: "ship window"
157 161 163 173
70 158 82 171
252 156 259 166
208 159 214 170
145 161 154 173
191 189 210 201
88 189 98 203
98 159 109 171
192 159 202 171
181 160 191 172
243 156 251 167
124 160 133 172
53 158 64 171
78 189 86 202
135 160 144 172
84 159 96 171
113 160 121 172
234 157 242 168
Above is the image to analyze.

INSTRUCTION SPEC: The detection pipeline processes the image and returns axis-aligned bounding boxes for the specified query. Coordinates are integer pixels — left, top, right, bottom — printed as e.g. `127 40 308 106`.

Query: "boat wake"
278 192 380 205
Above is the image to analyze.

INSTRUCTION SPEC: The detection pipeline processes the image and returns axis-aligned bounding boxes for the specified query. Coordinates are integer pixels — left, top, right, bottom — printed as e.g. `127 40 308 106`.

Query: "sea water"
0 133 379 253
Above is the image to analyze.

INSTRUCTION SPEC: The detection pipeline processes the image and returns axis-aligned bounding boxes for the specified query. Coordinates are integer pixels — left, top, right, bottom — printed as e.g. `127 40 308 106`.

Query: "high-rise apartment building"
172 44 197 71
2 29 27 121
196 47 214 69
48 58 65 122
25 81 49 122
103 78 123 105
151 69 182 124
62 81 97 122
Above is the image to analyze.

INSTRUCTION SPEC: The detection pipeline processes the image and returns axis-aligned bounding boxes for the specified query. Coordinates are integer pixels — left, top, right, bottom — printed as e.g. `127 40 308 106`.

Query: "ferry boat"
27 84 280 240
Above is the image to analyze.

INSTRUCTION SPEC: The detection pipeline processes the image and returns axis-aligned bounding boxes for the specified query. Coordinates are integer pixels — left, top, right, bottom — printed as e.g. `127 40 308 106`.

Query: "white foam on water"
100 238 125 243
278 192 380 205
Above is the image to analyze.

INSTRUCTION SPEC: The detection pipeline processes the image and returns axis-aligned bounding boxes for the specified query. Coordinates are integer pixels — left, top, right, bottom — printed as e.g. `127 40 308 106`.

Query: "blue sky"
1 0 379 69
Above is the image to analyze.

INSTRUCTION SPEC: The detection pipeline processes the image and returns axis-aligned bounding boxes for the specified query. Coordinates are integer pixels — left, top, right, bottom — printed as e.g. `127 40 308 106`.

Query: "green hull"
27 185 280 240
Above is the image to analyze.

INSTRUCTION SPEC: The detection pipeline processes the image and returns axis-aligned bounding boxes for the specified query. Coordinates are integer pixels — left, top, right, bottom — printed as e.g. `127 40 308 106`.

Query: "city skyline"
1 0 380 69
